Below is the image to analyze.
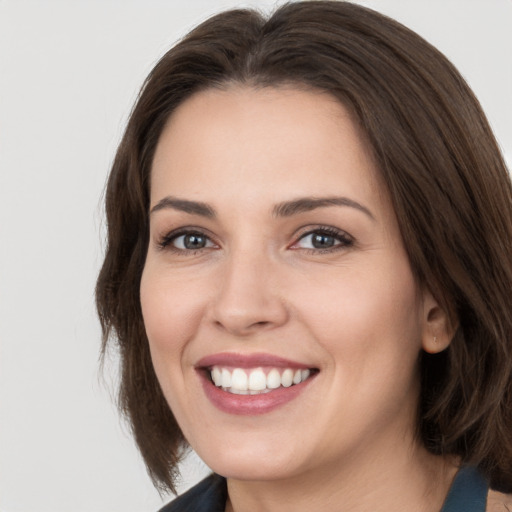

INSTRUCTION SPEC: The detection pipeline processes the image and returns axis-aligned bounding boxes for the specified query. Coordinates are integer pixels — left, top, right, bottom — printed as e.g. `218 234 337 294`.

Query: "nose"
208 248 289 337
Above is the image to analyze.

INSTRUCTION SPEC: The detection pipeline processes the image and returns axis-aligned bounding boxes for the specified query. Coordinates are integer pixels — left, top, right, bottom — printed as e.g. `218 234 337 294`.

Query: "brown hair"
96 0 512 493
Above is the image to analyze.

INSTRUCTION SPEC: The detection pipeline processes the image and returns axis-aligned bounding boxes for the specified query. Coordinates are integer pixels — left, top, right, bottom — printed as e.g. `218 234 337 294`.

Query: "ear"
420 289 455 354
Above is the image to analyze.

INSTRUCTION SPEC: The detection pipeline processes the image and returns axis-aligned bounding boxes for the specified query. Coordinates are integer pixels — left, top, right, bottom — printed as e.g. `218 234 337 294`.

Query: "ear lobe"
421 290 455 354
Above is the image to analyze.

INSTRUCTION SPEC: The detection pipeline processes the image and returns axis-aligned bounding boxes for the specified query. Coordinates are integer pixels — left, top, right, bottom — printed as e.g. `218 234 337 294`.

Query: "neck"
225 438 458 512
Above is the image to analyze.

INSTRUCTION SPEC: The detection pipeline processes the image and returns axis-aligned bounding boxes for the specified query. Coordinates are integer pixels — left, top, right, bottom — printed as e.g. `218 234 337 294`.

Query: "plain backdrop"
0 1 510 511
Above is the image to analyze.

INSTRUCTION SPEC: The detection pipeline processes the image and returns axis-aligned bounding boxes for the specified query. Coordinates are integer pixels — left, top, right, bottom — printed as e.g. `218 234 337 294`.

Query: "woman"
96 2 512 510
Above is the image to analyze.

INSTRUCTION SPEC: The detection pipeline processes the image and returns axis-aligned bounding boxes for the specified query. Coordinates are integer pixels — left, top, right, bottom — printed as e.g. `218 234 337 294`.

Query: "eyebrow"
272 196 375 220
150 196 216 217
149 195 374 220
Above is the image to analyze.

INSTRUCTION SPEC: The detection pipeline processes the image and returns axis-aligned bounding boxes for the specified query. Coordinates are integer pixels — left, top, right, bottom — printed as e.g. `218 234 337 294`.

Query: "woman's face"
141 86 433 481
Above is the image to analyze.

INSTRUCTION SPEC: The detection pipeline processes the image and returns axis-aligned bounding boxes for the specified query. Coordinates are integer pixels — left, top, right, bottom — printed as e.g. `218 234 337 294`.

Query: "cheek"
291 261 423 367
140 267 204 367
139 267 208 432
294 262 423 438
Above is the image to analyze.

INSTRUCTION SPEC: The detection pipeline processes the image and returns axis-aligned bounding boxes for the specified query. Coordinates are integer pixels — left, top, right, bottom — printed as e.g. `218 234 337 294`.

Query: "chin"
193 435 306 481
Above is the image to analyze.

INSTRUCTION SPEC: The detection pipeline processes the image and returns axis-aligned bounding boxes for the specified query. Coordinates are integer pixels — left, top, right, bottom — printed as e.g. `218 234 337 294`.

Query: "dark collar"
159 474 227 512
160 466 488 512
440 466 488 512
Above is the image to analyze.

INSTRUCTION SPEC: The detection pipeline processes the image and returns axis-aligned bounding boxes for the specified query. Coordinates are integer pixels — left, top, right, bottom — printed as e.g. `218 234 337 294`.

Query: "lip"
196 352 312 370
196 352 318 415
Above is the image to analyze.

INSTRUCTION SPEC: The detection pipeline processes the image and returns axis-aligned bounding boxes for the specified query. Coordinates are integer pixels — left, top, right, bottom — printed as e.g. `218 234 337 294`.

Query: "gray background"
1 1 510 511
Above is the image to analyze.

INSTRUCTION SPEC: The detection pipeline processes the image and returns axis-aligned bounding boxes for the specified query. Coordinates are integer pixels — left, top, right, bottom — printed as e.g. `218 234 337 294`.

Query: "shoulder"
158 474 227 512
487 489 512 512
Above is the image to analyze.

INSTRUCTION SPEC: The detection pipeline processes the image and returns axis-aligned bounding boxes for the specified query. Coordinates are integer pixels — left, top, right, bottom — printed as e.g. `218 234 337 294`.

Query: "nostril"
209 292 289 335
213 318 272 335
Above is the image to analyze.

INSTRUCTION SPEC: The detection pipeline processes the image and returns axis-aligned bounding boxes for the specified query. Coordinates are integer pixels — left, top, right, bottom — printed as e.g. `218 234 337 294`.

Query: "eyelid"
155 224 354 254
156 226 219 251
289 225 354 251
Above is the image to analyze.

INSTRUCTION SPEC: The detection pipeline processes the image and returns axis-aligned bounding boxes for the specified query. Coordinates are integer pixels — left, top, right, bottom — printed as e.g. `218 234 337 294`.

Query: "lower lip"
199 372 316 415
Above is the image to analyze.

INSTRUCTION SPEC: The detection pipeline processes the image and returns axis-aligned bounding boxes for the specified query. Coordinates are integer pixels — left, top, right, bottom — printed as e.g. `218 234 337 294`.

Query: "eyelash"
291 226 354 254
156 226 354 255
157 228 217 254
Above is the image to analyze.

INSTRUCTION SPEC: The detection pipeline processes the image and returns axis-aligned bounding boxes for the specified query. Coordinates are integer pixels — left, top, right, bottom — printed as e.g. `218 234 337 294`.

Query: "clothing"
159 466 488 512
159 474 227 512
440 466 488 512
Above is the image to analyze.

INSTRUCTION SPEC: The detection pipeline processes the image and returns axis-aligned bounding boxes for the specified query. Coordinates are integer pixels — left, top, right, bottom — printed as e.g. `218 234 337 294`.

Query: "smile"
210 366 312 394
196 353 318 415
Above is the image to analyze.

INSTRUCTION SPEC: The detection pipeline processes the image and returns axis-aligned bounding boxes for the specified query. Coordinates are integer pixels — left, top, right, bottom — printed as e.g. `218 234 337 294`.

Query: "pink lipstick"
196 352 318 415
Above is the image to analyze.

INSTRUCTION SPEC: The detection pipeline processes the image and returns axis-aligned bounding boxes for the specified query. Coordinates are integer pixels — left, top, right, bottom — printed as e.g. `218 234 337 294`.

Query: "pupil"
312 233 334 248
184 234 206 249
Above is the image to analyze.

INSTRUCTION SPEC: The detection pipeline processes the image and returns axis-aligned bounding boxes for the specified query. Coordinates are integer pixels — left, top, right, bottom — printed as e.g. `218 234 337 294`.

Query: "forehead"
150 86 384 211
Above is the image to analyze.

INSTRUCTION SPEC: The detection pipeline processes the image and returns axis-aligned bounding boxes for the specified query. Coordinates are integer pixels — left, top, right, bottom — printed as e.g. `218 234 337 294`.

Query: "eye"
291 227 353 252
173 232 213 250
158 229 217 252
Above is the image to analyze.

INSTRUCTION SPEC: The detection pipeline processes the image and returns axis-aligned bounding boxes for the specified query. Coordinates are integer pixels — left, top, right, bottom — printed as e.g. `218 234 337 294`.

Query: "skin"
141 86 455 512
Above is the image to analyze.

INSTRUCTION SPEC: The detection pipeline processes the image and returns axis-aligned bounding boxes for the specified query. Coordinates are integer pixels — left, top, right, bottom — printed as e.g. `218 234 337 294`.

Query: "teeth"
281 369 293 387
210 366 313 394
267 369 281 389
231 388 248 395
212 367 222 386
221 368 231 388
231 369 248 391
248 368 267 391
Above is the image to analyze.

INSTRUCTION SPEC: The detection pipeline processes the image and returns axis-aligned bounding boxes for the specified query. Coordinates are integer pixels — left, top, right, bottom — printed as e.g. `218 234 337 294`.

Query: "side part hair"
96 1 512 493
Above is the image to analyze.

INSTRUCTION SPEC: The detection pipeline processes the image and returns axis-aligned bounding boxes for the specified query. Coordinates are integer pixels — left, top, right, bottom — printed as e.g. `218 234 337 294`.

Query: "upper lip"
195 352 315 370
